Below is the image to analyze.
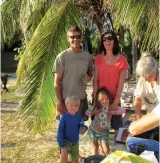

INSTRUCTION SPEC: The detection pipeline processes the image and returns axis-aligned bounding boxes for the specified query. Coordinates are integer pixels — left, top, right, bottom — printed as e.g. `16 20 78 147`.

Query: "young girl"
87 87 112 156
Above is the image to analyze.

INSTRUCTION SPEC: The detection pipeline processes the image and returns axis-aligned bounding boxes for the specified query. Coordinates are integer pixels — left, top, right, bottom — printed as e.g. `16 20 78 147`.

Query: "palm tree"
116 0 158 51
112 0 159 75
16 0 81 133
1 0 159 132
1 0 53 47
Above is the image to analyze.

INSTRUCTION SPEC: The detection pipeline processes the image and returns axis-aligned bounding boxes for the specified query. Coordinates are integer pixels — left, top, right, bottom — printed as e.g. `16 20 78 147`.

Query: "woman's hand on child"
92 108 101 115
108 110 117 116
110 101 118 110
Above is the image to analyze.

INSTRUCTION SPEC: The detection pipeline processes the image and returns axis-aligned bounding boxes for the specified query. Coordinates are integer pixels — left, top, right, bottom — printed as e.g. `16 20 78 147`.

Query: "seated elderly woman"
126 54 159 160
133 54 159 141
134 54 159 119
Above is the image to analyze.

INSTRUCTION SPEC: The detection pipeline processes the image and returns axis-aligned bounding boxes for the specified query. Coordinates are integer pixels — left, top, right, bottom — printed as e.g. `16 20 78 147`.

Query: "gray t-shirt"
53 48 93 100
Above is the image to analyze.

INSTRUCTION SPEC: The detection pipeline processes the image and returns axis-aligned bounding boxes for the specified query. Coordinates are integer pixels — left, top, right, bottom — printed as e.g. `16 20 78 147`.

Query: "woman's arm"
93 67 99 106
111 70 126 110
133 96 143 120
133 78 143 120
129 111 159 135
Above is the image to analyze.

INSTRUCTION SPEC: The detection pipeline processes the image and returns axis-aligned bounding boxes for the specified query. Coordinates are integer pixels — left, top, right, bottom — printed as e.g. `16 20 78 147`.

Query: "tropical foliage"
112 0 159 53
16 0 80 133
1 0 22 47
1 0 159 132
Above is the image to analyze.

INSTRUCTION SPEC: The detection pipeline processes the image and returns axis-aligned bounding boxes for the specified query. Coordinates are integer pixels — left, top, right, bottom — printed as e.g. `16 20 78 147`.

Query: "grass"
1 110 60 163
1 84 101 162
1 84 60 163
1 83 130 163
1 85 23 103
1 112 59 163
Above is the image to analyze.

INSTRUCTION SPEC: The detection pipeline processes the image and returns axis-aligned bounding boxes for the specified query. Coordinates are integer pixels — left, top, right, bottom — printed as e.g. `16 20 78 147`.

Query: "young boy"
57 95 88 163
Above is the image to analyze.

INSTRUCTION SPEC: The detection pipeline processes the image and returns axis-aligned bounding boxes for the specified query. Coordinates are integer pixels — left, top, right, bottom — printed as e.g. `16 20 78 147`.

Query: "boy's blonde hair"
65 95 80 106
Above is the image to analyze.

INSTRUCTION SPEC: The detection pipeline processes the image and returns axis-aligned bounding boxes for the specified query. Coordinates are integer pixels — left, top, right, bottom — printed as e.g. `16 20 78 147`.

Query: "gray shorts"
79 98 88 118
88 124 109 143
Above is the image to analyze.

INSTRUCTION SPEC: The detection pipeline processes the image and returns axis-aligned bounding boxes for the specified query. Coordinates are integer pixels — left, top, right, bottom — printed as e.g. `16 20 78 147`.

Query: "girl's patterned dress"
87 107 111 143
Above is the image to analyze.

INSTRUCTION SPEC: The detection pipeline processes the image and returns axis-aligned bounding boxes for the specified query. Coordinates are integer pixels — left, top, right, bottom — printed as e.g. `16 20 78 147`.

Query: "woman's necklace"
107 60 111 64
104 55 115 64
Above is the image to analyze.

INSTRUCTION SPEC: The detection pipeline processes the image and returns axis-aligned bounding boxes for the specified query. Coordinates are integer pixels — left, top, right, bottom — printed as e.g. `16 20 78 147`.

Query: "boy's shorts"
63 139 79 161
88 124 109 143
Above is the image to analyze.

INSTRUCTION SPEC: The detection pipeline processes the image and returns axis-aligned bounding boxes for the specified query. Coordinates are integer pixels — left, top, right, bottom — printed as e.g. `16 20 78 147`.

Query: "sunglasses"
103 36 114 41
69 35 81 39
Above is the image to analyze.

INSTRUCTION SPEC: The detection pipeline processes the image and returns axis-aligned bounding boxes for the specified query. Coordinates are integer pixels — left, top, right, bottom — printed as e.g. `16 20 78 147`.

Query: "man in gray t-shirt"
53 26 93 120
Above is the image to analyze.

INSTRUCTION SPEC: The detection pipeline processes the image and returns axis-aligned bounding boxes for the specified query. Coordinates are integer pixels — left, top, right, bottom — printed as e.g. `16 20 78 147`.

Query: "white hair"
136 55 158 77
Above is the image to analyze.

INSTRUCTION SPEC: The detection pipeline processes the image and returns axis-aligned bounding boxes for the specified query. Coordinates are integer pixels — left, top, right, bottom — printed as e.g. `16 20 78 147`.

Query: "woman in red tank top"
93 31 129 133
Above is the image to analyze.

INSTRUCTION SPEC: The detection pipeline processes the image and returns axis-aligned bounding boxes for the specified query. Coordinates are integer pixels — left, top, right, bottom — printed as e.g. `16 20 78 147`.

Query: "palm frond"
1 0 52 46
74 0 107 33
16 0 80 133
19 0 52 40
110 0 159 52
1 0 22 46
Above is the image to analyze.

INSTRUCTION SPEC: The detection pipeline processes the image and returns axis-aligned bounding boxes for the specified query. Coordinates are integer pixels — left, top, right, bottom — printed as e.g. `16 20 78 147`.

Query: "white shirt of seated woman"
134 55 159 113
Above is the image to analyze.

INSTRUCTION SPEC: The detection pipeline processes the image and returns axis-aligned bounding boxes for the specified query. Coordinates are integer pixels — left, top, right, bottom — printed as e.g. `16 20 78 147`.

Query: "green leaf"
111 0 158 52
16 0 80 133
13 48 18 51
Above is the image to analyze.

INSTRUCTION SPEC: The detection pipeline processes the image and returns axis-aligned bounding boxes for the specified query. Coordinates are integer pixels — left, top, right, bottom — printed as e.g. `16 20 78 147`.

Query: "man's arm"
54 73 65 114
86 75 92 83
87 55 93 82
54 73 63 101
134 96 143 120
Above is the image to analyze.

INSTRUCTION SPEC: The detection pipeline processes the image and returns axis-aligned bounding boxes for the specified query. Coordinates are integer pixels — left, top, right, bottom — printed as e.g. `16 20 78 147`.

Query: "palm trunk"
106 12 114 31
131 36 138 81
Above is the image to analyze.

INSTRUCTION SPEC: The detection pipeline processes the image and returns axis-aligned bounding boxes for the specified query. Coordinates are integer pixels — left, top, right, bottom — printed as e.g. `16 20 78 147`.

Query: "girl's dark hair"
95 87 113 109
100 31 120 56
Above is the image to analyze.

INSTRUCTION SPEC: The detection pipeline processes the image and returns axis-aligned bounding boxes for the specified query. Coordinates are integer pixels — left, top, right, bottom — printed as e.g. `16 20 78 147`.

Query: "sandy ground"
1 77 138 162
